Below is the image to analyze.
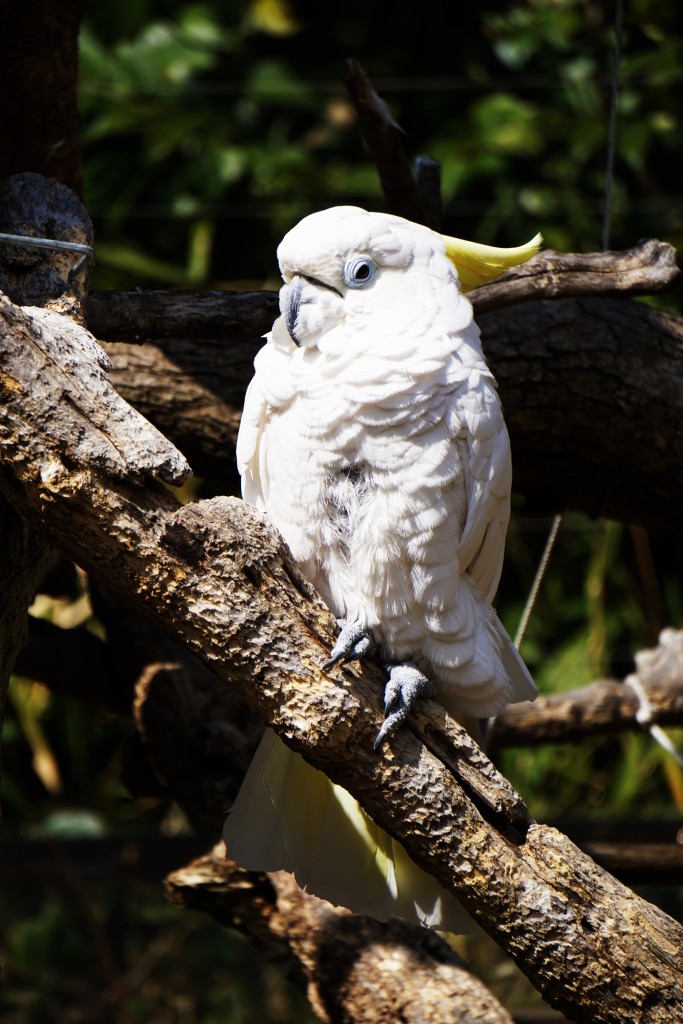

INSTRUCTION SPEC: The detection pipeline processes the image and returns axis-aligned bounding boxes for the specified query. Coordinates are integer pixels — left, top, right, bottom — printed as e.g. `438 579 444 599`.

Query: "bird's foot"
374 664 436 749
323 617 376 671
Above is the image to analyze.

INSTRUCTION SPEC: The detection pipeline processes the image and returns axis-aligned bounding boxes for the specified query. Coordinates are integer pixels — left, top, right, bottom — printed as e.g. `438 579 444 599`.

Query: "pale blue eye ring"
342 256 376 288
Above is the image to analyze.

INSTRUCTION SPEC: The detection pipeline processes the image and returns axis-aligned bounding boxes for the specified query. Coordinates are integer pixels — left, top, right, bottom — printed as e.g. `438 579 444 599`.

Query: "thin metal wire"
514 513 563 649
0 232 93 256
602 0 624 250
0 232 95 293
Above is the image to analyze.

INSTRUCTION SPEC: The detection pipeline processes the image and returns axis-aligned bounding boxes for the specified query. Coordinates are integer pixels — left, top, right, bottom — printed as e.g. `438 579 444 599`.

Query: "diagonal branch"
1 290 682 1022
166 846 516 1024
490 629 683 747
342 59 434 228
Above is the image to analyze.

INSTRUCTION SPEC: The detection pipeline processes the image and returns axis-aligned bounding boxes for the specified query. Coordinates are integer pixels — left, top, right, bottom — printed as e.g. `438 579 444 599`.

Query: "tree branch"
1 290 682 1021
17 594 683 887
166 846 516 1024
84 237 678 342
471 238 679 312
490 629 683 747
342 59 437 228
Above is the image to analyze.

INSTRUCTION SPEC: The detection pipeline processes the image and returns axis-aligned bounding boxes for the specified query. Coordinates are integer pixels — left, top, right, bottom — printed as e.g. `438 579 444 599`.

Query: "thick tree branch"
17 603 683 886
490 296 683 527
166 846 516 1024
490 629 683 747
1 292 682 1022
2 275 513 1020
471 238 679 312
84 237 678 341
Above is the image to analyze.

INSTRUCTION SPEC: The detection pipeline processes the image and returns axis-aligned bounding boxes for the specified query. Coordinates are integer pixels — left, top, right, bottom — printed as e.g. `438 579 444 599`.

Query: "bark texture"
167 847 516 1024
491 629 683 746
0 173 94 318
472 238 679 313
1 291 682 1022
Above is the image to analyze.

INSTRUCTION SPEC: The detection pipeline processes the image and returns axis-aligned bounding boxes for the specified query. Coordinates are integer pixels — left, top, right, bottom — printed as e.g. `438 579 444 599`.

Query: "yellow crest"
440 231 542 293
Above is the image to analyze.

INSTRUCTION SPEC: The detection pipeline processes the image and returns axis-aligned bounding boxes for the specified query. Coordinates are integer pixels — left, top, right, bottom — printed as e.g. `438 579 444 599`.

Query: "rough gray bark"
0 282 515 1022
1 289 682 1022
471 238 679 312
485 296 683 528
0 173 94 318
490 629 683 746
167 847 516 1024
14 587 683 886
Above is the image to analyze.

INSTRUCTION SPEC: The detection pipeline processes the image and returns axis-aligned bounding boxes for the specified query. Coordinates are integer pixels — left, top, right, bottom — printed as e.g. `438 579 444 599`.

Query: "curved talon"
323 618 376 671
374 664 436 749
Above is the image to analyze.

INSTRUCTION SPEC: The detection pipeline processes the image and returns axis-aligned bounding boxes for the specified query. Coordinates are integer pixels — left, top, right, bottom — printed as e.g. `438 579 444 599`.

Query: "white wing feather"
236 376 268 511
224 729 472 932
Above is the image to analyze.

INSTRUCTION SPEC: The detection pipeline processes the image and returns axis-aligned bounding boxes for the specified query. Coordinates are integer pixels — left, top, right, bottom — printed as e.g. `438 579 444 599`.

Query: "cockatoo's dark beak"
284 273 342 347
284 276 304 346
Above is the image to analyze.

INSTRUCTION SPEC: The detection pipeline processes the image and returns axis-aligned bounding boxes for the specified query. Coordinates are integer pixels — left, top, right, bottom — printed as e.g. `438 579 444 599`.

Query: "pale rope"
514 513 562 649
624 670 683 769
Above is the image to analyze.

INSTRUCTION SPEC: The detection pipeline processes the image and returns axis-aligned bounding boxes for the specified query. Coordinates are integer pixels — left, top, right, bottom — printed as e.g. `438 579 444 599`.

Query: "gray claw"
323 617 376 671
374 664 436 749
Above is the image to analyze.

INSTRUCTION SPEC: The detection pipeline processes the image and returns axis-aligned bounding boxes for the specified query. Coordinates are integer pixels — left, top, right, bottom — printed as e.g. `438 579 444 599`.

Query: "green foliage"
78 0 683 291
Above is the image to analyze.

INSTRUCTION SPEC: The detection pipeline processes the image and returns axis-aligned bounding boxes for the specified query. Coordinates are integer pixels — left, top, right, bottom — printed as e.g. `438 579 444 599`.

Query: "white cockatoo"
224 206 540 930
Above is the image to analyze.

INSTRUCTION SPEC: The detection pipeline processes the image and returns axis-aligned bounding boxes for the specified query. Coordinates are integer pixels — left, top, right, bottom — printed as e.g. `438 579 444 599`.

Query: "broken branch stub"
0 294 190 486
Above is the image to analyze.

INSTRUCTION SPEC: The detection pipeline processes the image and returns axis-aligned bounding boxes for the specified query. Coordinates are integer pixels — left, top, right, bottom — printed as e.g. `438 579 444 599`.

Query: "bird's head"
274 206 540 352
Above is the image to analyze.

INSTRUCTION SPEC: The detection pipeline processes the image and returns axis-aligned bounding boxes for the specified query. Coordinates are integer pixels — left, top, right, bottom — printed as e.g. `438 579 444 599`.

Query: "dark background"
3 1 683 1021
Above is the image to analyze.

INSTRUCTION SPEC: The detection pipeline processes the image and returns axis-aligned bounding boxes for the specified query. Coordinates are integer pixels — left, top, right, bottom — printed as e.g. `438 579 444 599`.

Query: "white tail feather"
224 729 473 932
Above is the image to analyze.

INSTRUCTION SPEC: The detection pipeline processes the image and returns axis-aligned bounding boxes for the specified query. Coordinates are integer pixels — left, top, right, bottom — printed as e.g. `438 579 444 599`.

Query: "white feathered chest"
238 215 518 717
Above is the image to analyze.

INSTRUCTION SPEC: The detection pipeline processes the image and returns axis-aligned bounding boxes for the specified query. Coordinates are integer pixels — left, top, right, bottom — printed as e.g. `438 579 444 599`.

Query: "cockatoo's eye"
342 256 376 289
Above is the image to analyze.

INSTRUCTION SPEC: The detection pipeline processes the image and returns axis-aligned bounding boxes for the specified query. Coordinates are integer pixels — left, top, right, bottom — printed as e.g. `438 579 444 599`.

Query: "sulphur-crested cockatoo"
224 206 539 929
